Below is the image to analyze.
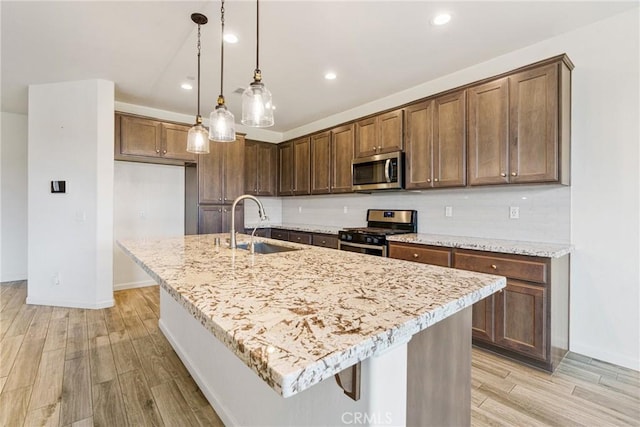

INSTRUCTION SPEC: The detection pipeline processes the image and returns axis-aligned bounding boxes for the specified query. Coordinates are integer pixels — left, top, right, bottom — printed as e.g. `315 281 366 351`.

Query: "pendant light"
187 13 210 154
241 0 274 127
209 0 236 142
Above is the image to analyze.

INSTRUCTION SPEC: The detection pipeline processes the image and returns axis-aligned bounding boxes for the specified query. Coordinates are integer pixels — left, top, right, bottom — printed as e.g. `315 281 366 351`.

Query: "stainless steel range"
338 209 417 257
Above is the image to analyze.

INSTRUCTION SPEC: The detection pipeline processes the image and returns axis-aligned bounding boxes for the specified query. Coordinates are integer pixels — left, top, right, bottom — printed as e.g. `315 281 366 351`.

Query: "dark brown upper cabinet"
245 140 277 196
198 135 244 204
355 109 404 158
278 137 310 196
115 113 196 165
468 57 572 185
310 124 355 195
405 90 466 189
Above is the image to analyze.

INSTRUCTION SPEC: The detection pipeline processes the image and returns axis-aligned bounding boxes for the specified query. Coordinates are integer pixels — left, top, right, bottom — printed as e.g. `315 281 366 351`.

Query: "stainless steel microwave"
352 151 404 191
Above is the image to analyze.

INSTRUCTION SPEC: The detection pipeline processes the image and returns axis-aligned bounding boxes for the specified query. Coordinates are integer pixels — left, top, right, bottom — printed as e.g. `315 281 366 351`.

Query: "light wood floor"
1 281 638 427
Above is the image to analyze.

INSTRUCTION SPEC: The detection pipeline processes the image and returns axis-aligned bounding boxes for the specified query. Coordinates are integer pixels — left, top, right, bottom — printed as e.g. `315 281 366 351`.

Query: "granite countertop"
387 233 572 258
117 233 505 398
245 223 342 235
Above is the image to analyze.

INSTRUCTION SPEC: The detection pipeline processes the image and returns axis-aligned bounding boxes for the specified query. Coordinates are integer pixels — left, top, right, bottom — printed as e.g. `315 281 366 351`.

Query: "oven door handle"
384 159 392 183
338 241 387 256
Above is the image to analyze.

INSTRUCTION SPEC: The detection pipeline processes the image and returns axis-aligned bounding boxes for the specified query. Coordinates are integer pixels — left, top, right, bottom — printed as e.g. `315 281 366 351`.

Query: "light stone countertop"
245 223 342 235
117 233 505 397
387 233 572 258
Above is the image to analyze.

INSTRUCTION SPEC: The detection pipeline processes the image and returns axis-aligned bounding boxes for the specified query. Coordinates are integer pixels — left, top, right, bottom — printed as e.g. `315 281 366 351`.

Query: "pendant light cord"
219 0 225 103
196 23 202 118
255 0 260 73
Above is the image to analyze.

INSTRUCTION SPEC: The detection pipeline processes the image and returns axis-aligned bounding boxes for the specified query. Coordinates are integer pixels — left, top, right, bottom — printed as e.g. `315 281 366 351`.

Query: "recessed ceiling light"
325 72 337 80
224 33 238 43
181 83 193 90
431 13 451 26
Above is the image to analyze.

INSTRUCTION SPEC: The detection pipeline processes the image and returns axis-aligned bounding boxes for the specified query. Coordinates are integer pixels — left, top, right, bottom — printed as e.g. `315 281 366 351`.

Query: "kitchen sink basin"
236 242 301 254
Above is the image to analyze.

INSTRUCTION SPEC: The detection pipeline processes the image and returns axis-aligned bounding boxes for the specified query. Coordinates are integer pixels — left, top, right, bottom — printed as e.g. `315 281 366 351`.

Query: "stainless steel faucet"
229 195 267 249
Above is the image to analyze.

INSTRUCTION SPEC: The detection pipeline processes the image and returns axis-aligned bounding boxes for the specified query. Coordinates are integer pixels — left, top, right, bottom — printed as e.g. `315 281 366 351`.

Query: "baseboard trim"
25 296 114 309
113 280 156 291
0 273 27 282
570 342 640 371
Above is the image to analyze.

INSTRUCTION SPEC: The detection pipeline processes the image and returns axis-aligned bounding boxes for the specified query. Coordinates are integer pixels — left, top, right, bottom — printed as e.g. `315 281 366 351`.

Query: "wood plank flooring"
1 280 638 426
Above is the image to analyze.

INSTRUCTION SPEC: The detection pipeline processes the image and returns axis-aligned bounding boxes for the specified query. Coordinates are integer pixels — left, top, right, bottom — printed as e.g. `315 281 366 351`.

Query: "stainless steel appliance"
352 151 404 191
338 209 417 257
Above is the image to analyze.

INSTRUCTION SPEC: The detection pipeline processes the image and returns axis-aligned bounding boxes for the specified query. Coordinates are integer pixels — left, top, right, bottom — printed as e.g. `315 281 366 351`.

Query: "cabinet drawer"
389 243 452 267
454 251 547 284
271 229 289 241
289 231 313 245
312 234 338 249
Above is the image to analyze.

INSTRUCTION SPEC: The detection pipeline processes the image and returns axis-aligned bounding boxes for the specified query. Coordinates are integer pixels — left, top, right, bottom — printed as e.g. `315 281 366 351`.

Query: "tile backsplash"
246 184 571 244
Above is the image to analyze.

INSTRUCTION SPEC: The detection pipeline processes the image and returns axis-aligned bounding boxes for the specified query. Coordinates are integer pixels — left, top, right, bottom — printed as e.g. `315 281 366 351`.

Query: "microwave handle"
384 159 392 183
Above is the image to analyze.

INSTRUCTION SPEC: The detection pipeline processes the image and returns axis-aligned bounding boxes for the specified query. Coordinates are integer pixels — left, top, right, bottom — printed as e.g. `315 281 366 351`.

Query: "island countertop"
117 233 505 398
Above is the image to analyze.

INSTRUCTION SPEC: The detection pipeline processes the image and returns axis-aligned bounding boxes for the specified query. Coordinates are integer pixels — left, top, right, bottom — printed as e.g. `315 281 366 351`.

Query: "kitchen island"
118 233 505 426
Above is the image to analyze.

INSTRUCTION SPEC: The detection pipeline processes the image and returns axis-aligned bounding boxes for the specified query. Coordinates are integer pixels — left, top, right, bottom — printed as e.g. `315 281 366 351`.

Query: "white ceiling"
2 1 637 133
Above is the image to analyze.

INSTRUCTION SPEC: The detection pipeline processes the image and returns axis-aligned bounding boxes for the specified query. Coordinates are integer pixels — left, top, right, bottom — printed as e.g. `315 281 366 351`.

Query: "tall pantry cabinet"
185 135 246 235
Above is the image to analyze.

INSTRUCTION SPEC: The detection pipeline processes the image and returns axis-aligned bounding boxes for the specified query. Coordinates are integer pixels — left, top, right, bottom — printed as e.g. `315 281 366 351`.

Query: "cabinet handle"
434 178 439 182
511 172 518 177
163 150 167 154
490 264 497 270
297 237 301 241
427 179 431 183
500 173 507 177
321 240 326 244
156 149 160 154
413 253 419 259
499 289 503 293
377 146 382 151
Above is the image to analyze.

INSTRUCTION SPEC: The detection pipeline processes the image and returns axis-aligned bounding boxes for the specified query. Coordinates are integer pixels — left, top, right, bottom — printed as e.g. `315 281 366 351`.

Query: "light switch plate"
445 206 453 217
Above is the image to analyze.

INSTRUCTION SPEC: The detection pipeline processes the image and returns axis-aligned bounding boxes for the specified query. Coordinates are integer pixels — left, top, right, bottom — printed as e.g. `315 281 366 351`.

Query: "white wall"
27 79 115 309
114 161 185 290
281 9 640 370
0 112 28 281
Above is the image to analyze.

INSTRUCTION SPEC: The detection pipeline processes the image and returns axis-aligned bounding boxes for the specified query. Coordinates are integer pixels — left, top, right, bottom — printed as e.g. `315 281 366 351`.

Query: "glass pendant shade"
241 81 274 127
186 122 210 154
209 105 236 142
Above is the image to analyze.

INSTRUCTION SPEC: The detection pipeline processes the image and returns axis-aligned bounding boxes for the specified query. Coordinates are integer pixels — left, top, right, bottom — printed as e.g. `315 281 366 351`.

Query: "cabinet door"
467 78 509 185
293 137 310 195
509 64 558 183
244 140 259 195
257 142 277 196
278 142 294 196
311 132 331 194
223 136 245 203
495 280 547 361
331 124 355 193
198 144 224 204
404 101 434 189
378 109 404 153
472 295 495 343
162 123 197 162
355 116 377 158
222 204 244 234
119 115 161 157
198 205 223 234
433 90 466 188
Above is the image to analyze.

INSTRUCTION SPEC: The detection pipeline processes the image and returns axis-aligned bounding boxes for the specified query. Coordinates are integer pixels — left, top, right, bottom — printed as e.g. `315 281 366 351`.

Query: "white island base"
159 288 472 426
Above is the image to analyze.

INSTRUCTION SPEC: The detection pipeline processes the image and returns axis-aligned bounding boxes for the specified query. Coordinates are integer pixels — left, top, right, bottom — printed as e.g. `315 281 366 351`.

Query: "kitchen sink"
236 242 301 254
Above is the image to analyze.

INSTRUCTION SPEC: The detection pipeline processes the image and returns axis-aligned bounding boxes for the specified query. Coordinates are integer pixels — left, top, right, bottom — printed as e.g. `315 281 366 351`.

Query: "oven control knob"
371 237 380 245
347 235 353 241
365 237 372 244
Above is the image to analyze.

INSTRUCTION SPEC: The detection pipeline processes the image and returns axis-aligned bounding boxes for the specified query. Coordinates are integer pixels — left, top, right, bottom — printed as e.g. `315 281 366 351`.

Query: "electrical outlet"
298 206 302 213
445 206 453 217
343 206 348 214
509 206 520 219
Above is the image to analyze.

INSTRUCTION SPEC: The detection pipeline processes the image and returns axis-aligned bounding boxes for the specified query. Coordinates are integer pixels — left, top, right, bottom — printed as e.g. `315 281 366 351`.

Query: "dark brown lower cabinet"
471 294 495 342
389 242 569 372
198 205 244 234
262 228 339 250
495 280 546 361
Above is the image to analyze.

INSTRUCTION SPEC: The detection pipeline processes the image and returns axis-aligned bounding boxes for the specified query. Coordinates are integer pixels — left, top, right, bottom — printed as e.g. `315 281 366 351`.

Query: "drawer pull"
491 264 497 270
413 253 419 259
500 173 507 177
322 240 326 244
